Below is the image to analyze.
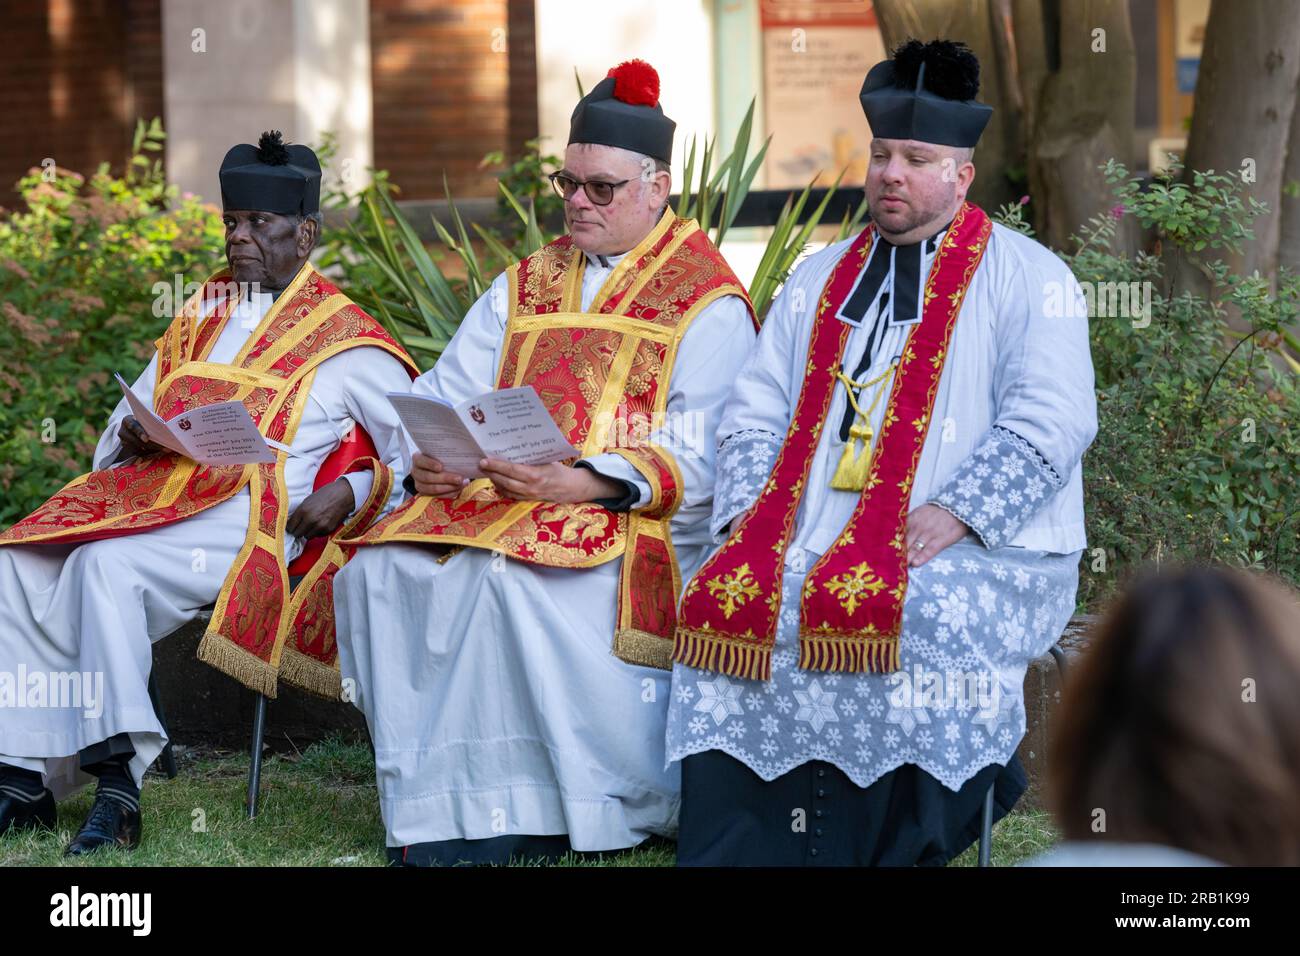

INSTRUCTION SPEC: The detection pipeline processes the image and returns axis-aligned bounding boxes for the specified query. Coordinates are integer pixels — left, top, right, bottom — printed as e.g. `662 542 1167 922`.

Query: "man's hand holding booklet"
387 386 580 479
115 372 296 466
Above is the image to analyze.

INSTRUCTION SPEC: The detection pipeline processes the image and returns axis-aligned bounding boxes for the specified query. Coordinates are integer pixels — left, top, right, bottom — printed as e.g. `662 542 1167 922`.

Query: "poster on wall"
1174 0 1209 94
761 0 884 189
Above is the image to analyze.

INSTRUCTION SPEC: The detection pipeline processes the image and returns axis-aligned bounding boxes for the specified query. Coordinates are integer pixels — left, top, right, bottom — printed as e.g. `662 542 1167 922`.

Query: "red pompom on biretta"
607 59 660 107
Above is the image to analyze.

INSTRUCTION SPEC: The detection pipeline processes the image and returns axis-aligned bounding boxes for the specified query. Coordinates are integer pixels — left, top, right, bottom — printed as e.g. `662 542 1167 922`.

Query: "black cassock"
675 750 1026 866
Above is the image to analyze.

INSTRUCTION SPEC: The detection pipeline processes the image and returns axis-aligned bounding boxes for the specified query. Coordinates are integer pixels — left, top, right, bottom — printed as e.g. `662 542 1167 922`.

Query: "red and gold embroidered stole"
344 210 756 669
674 202 992 680
277 457 399 699
0 263 417 698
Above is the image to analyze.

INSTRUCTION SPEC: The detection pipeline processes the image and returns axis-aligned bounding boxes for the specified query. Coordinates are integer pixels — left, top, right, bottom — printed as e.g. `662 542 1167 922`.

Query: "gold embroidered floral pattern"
706 562 762 619
351 219 757 622
537 504 611 545
823 562 887 615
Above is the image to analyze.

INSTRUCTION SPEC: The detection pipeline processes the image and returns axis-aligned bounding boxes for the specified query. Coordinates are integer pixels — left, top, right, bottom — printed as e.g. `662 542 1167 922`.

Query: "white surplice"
665 220 1099 791
0 289 413 797
333 251 756 851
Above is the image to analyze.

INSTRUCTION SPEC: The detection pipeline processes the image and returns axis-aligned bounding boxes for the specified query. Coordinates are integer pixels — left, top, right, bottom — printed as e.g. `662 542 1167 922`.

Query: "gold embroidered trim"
617 219 698 307
580 335 642 457
231 260 315 367
156 362 285 396
511 331 543 387
252 294 352 370
612 626 674 671
506 312 677 343
587 209 677 313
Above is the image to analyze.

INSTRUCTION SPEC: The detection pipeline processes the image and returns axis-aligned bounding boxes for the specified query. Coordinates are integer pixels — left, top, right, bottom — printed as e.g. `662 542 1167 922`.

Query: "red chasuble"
674 202 992 680
0 263 418 698
343 210 756 670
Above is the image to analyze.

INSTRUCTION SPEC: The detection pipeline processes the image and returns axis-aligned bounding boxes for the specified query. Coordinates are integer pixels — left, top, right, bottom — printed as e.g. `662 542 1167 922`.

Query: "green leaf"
473 221 519 268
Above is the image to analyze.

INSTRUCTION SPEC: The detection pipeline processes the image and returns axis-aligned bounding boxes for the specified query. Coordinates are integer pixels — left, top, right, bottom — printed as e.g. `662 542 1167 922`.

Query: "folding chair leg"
246 693 268 819
978 783 995 867
147 671 178 779
1048 643 1068 679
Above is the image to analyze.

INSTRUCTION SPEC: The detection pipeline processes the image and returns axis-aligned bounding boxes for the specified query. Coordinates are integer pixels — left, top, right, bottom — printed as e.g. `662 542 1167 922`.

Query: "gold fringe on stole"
196 630 280 699
612 627 674 670
672 627 773 681
797 635 900 673
277 646 343 700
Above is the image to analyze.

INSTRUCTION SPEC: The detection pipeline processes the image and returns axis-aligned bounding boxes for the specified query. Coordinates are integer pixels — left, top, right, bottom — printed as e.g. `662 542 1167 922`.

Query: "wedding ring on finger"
915 540 927 551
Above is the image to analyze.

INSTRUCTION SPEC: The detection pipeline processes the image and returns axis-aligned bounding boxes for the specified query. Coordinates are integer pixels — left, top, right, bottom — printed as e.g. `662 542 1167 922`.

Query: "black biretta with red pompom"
568 59 676 164
860 39 992 148
218 131 322 215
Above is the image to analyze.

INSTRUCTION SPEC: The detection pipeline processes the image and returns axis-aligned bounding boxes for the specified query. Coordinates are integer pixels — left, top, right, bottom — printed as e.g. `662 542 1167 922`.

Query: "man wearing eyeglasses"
333 59 758 866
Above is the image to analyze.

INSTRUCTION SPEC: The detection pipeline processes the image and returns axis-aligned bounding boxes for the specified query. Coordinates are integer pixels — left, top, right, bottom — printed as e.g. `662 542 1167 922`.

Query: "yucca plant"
676 100 769 248
749 172 868 320
674 99 868 318
339 183 470 362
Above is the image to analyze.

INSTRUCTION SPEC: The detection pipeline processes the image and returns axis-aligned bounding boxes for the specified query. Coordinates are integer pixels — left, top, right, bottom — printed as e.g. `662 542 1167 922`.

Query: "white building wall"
533 0 716 185
161 0 373 204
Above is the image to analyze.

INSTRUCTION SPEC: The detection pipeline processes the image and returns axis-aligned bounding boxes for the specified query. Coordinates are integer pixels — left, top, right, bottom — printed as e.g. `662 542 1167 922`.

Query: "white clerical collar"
584 250 629 270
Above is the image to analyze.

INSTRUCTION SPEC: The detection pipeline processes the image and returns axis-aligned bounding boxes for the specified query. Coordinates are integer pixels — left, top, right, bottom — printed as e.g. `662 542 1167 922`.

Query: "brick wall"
370 0 538 200
505 0 538 161
0 1 537 205
0 0 163 204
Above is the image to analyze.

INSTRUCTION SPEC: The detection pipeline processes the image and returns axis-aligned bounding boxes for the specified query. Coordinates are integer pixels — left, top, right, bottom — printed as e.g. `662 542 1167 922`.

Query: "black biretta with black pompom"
218 131 322 215
859 39 992 148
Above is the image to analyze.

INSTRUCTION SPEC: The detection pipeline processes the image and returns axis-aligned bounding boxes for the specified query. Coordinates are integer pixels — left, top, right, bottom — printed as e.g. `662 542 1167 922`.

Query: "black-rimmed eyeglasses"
548 172 631 206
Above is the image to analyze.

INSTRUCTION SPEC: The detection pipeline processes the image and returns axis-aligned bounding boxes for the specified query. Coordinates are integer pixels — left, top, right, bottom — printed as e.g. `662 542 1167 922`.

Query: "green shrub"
0 120 224 524
1013 161 1300 607
479 137 566 255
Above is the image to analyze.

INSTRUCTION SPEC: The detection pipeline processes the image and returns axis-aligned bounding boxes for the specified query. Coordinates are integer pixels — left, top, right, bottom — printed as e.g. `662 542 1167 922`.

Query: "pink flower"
1110 203 1127 219
1018 195 1030 205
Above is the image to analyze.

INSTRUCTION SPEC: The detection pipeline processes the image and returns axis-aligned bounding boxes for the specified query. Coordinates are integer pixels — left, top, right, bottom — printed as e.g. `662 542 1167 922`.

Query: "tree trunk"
1013 0 1137 252
871 0 1022 212
1278 84 1300 277
1183 0 1300 286
873 0 1135 243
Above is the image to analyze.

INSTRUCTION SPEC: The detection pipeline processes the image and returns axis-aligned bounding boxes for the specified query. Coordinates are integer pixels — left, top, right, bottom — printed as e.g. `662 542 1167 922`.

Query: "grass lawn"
0 737 1058 867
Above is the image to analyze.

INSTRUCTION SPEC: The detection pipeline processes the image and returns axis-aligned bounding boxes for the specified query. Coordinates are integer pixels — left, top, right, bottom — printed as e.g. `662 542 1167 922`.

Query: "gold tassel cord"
829 363 898 490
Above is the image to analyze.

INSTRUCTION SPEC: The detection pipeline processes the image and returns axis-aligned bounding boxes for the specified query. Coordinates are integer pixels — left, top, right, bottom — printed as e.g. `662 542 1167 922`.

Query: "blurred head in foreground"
1050 565 1300 866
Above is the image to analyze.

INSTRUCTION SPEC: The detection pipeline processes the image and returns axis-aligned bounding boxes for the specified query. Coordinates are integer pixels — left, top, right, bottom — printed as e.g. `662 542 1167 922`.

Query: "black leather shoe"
64 795 141 856
0 791 56 835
